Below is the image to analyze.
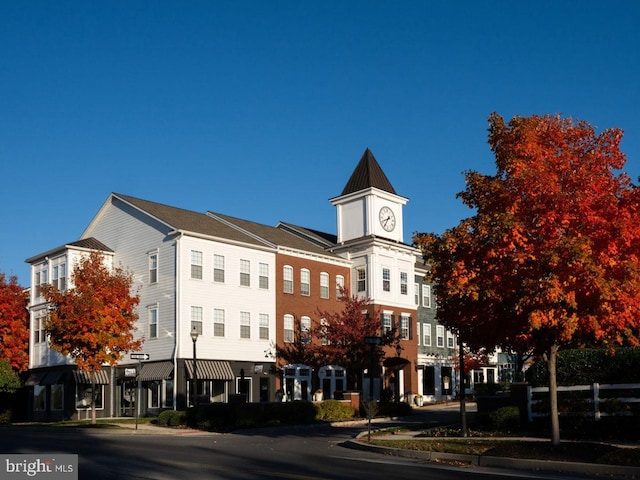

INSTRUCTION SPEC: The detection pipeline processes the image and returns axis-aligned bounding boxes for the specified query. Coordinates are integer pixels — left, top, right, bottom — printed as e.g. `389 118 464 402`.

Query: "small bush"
489 406 520 431
157 410 186 427
265 400 318 425
0 408 12 424
186 403 235 431
378 401 413 417
316 400 355 422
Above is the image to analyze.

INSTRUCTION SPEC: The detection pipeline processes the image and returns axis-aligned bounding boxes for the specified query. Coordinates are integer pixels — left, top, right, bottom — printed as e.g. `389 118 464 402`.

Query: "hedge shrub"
489 406 520 431
315 400 355 422
526 347 640 386
264 400 318 425
157 410 186 427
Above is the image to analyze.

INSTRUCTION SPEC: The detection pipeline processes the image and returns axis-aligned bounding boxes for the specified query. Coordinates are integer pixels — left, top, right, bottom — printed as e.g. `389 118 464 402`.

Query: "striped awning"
139 361 173 382
185 360 234 381
73 369 110 384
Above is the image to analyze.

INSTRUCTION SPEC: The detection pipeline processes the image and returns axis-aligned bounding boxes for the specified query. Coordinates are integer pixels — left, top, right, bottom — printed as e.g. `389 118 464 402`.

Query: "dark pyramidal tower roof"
341 148 397 196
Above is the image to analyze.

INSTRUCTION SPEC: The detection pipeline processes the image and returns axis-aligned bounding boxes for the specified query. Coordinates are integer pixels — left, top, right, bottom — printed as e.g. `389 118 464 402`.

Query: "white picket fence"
527 383 640 421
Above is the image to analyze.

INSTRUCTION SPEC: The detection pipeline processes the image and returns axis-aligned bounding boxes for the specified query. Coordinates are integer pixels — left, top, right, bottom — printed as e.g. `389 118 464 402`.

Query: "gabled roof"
341 148 396 196
208 212 345 260
111 194 268 248
276 222 337 248
67 238 113 251
25 237 113 264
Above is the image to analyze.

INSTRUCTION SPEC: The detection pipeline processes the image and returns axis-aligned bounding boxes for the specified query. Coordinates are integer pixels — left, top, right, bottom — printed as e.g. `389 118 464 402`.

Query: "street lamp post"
395 344 403 403
191 329 199 407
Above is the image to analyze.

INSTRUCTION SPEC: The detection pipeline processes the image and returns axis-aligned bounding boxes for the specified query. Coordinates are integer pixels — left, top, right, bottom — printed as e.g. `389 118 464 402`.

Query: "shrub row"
526 347 640 386
159 399 413 432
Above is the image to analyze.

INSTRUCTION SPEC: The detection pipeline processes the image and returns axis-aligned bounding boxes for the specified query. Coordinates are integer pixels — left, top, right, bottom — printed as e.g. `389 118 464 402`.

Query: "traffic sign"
130 353 150 360
364 336 382 345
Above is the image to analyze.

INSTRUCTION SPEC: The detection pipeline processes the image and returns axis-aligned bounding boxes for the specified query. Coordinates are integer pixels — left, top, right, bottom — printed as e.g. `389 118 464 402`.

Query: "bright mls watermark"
1 455 77 479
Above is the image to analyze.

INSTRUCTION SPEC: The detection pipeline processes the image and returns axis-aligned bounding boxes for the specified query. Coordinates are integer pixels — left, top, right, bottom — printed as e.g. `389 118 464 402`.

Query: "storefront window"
34 386 46 411
50 384 64 410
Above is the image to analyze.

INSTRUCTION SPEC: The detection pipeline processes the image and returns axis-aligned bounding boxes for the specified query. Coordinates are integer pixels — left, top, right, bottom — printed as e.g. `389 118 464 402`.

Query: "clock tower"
329 148 418 399
330 148 408 244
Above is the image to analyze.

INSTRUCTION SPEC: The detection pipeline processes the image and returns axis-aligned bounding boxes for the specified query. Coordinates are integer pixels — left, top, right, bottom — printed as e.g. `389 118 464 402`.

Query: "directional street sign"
364 336 382 345
130 353 150 360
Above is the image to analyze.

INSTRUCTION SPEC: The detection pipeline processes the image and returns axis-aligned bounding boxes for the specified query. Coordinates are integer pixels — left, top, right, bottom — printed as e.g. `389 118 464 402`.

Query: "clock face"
379 206 396 232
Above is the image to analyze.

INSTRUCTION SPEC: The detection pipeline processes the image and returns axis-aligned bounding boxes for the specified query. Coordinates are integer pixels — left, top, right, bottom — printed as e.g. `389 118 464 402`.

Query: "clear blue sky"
2 1 639 285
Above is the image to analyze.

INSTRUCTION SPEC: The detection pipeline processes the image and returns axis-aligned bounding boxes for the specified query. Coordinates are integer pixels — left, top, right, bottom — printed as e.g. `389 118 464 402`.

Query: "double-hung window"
240 312 251 339
320 272 329 299
283 266 293 293
436 325 445 347
213 309 225 337
240 259 250 286
301 316 311 344
382 313 392 335
34 310 46 343
447 330 455 348
400 314 410 340
423 323 432 347
300 269 310 296
259 314 269 340
336 275 345 298
422 284 431 308
400 272 408 295
191 251 203 280
284 314 294 343
191 306 203 335
148 253 158 284
52 259 67 291
382 268 391 292
149 306 158 339
357 268 366 292
213 255 225 283
259 263 269 289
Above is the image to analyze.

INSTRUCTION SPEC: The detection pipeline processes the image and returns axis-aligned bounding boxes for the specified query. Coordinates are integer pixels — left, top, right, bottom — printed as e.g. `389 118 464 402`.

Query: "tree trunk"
90 371 97 425
545 344 560 446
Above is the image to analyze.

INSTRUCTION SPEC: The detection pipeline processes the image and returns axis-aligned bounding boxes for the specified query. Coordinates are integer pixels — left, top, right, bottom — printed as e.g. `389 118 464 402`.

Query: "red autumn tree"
415 113 640 445
311 289 398 390
0 273 29 373
275 315 320 368
453 348 491 375
42 251 142 423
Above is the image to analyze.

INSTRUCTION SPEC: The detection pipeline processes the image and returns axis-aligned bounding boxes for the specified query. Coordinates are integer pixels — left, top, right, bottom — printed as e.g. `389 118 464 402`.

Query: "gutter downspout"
173 236 180 410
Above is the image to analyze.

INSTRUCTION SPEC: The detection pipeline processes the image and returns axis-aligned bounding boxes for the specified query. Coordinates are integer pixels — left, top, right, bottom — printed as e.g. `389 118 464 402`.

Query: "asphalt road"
0 405 613 480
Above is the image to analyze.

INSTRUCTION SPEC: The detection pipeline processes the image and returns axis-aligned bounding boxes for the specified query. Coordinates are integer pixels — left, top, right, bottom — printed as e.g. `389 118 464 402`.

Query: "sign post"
130 353 150 429
364 336 382 441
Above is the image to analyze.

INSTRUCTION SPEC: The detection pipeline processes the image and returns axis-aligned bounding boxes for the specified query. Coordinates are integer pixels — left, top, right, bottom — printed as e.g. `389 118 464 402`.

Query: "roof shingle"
341 148 396 196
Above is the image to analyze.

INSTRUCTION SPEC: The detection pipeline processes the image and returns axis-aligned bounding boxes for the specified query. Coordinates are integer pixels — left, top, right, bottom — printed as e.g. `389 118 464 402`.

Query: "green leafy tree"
0 359 20 393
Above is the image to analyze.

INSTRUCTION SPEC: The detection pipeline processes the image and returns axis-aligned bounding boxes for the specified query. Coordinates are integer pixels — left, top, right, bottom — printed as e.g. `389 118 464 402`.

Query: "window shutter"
391 315 396 330
409 316 413 340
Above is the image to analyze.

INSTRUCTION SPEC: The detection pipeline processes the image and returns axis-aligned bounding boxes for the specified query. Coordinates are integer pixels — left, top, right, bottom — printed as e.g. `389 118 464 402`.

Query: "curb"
346 435 640 478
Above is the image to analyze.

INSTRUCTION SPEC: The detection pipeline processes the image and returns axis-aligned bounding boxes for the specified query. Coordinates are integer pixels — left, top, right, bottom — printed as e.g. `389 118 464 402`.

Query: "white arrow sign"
130 353 150 360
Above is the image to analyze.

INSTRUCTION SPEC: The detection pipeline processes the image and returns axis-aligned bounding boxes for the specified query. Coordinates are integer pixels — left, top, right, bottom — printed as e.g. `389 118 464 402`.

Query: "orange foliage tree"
0 273 29 373
43 251 142 423
415 113 640 445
